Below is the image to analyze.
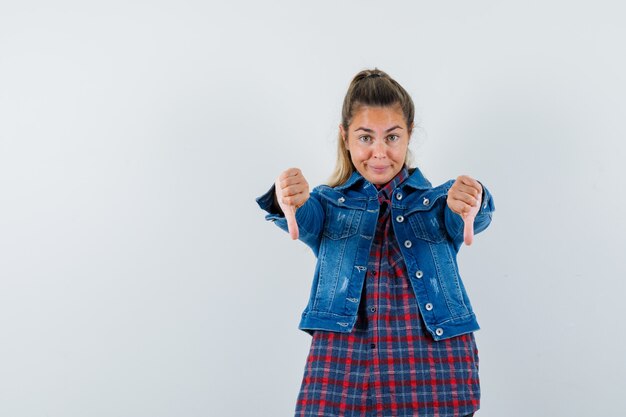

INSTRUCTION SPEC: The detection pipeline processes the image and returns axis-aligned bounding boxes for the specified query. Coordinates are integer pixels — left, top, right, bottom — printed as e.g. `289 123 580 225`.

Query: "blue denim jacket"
256 167 495 341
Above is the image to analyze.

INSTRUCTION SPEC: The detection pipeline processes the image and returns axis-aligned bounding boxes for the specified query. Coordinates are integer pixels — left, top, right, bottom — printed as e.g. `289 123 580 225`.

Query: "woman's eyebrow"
354 125 404 133
385 125 403 132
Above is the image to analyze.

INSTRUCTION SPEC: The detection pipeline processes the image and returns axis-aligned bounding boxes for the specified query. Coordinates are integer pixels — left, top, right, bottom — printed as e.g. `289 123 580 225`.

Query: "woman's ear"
339 124 348 151
408 122 414 142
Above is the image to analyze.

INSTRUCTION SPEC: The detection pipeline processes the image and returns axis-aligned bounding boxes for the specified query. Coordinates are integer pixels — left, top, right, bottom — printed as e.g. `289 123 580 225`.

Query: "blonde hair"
328 69 415 187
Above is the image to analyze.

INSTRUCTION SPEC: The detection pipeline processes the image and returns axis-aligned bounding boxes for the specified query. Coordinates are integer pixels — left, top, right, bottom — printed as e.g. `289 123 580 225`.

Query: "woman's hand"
275 168 310 240
447 175 483 246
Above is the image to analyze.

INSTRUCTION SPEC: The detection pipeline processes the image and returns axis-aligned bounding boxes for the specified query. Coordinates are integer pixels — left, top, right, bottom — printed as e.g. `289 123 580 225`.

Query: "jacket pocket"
405 193 448 243
323 207 363 240
407 212 447 243
320 192 366 240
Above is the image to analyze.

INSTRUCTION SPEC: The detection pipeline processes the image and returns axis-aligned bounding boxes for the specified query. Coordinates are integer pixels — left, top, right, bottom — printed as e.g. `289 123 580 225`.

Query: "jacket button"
338 197 345 203
415 270 423 279
404 240 412 248
395 192 403 200
435 328 444 336
425 303 433 311
423 197 430 206
396 215 404 223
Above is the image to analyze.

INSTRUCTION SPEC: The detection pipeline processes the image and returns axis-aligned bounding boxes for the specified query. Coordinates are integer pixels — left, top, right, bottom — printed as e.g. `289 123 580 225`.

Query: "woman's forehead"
350 105 406 129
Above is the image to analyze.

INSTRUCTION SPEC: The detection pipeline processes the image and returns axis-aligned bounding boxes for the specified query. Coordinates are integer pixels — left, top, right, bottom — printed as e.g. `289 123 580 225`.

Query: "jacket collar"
335 170 366 191
404 167 432 190
335 166 432 191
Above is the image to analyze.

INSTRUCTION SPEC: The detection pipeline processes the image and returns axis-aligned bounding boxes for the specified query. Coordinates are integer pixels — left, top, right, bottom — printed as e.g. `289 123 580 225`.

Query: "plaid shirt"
295 168 479 417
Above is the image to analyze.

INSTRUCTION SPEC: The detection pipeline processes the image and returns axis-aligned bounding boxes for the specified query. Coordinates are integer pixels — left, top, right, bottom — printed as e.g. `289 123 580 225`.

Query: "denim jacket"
256 167 495 341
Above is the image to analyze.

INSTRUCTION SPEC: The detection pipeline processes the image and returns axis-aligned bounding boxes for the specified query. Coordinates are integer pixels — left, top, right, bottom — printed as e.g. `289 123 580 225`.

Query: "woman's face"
341 105 411 185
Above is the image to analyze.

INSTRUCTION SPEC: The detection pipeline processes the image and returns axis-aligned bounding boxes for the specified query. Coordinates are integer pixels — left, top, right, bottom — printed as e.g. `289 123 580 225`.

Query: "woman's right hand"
275 168 310 240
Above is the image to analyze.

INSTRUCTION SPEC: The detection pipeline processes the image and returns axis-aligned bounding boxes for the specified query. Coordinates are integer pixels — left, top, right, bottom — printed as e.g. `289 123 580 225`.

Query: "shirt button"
370 343 376 349
423 197 430 206
369 306 376 313
396 215 404 223
425 303 433 311
404 240 412 248
435 328 444 336
395 192 403 200
415 270 423 279
338 197 345 203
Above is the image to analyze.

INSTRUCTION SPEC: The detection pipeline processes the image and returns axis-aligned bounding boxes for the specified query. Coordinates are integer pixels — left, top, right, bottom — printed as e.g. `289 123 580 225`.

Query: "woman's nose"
373 141 386 158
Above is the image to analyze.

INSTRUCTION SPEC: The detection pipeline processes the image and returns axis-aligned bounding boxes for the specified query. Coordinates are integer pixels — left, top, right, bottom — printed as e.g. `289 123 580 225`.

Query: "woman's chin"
365 172 392 185
364 166 397 185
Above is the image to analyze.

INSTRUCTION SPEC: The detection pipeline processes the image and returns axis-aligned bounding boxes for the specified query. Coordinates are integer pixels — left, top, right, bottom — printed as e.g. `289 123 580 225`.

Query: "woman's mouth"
369 165 389 174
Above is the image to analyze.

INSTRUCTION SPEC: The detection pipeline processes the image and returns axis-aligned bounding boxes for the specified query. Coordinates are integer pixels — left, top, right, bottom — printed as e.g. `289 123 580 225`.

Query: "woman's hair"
328 68 415 187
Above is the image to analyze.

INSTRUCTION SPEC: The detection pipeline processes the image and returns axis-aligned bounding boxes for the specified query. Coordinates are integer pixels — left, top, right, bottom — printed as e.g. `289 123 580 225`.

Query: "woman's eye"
387 135 399 142
358 135 372 143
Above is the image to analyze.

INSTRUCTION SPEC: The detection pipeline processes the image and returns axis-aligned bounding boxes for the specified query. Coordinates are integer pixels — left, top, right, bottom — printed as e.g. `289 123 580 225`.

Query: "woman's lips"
369 165 390 173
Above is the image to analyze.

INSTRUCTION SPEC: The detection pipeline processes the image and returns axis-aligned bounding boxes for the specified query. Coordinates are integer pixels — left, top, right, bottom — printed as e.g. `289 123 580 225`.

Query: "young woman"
257 68 495 417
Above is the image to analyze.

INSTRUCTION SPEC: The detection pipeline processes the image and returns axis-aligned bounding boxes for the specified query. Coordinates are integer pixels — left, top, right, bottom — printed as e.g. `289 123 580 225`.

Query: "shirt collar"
375 167 409 202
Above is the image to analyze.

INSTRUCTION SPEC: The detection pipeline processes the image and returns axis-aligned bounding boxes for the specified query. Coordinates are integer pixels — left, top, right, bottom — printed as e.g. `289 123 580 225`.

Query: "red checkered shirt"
295 168 480 417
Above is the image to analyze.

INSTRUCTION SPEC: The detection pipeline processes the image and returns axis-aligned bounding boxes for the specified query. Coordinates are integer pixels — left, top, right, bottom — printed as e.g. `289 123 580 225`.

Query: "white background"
1 1 625 416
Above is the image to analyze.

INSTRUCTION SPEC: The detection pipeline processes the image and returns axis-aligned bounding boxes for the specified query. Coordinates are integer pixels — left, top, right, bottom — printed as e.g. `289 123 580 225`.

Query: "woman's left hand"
447 175 483 246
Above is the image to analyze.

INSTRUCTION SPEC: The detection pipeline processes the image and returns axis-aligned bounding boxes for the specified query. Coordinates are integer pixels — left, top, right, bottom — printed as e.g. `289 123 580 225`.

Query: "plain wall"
1 1 625 416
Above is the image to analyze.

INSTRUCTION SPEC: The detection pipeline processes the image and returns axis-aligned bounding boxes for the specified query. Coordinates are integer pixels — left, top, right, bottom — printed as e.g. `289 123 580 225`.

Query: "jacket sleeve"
443 180 495 247
256 184 325 254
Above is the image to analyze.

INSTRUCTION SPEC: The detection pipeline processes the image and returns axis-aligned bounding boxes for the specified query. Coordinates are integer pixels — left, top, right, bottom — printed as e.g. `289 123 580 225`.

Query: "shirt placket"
367 197 391 416
364 170 407 416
